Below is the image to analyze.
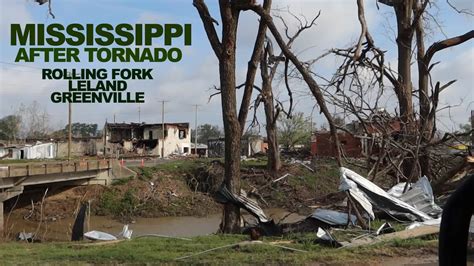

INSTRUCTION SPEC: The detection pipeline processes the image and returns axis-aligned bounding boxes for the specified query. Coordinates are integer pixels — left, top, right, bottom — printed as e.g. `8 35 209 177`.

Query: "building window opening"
179 129 186 139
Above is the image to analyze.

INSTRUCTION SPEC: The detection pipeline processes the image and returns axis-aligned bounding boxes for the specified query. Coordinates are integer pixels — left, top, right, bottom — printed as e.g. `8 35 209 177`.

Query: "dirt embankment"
6 158 342 222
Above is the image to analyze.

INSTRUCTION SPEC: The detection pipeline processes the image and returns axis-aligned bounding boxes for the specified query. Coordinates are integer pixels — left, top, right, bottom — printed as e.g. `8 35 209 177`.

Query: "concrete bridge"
0 160 113 234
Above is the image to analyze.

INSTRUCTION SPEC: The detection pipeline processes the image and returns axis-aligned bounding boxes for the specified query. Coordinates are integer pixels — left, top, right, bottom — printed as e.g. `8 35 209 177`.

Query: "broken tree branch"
193 0 223 59
250 5 342 166
238 0 271 135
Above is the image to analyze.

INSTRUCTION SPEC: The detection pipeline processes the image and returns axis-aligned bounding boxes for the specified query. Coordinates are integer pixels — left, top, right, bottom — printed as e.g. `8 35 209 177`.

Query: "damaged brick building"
311 111 402 158
104 122 191 157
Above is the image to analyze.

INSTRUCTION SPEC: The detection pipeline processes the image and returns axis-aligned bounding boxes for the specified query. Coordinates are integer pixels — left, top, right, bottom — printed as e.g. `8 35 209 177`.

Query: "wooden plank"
341 225 439 248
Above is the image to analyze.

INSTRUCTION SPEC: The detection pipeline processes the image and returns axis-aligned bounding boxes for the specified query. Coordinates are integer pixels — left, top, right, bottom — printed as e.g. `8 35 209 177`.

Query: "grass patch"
0 234 437 265
131 159 214 181
153 159 211 174
111 175 134 186
241 157 268 169
96 188 139 218
287 158 340 192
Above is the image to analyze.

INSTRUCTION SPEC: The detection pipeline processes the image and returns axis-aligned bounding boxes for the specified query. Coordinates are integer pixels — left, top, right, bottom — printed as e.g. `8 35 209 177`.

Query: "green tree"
278 112 312 151
70 123 98 137
457 123 472 142
191 124 222 144
0 115 21 141
50 123 99 138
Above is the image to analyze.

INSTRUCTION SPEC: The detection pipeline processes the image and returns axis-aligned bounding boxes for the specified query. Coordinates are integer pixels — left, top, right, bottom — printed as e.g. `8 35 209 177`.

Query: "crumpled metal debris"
315 227 342 247
406 218 441 230
339 167 433 221
215 185 270 223
375 222 395 235
388 176 442 218
310 208 357 226
339 177 375 220
16 232 35 242
289 158 314 172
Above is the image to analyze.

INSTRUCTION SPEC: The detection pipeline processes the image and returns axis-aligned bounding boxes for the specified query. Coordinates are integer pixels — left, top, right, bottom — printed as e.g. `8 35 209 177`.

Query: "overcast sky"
0 0 473 133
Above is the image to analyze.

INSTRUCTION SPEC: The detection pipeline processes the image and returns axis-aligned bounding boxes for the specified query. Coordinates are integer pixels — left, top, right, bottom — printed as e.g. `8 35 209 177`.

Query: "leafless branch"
446 0 474 16
238 0 271 135
193 0 223 59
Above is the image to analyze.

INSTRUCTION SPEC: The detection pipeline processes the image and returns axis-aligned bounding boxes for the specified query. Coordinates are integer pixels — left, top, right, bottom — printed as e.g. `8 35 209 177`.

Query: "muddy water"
5 209 305 242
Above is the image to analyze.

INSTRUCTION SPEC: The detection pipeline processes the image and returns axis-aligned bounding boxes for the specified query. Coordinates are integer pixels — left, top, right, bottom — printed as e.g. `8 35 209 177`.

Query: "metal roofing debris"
216 185 270 223
16 232 35 242
339 167 433 221
289 158 314 172
315 227 342 247
375 222 395 235
84 225 133 241
396 176 442 218
339 171 376 220
387 182 407 198
84 231 118 241
406 218 441 230
310 208 357 226
348 186 375 220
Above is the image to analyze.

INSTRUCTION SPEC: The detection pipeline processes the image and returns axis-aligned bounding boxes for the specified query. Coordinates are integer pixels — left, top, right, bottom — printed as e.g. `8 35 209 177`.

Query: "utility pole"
68 102 72 161
193 104 200 155
103 119 107 157
159 100 168 158
138 104 141 123
113 114 116 123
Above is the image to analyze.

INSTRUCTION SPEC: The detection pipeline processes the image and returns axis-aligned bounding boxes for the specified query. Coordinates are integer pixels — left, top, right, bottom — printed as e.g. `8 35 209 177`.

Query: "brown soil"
6 159 342 223
8 176 220 223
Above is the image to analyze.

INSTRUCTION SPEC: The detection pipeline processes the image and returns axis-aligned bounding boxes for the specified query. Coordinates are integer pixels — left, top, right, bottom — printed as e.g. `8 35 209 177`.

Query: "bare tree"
249 4 343 167
17 101 51 140
318 0 473 183
248 11 320 176
193 0 271 233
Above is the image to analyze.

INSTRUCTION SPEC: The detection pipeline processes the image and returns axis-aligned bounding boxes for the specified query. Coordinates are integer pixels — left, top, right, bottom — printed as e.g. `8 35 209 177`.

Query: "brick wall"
311 132 362 158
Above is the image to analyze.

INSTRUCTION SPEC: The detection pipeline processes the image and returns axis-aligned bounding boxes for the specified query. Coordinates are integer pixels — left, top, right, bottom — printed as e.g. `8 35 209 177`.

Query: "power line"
158 100 169 158
0 61 44 70
193 104 200 155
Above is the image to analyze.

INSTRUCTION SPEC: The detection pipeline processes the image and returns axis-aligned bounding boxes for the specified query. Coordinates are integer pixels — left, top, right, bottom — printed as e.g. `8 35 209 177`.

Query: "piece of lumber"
341 225 439 248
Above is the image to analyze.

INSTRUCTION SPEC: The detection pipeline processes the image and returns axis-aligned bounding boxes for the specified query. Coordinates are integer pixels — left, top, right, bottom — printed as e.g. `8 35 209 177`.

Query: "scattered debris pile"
230 159 473 249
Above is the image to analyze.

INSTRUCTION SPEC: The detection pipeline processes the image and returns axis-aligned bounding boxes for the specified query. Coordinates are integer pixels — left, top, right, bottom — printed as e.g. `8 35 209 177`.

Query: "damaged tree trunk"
393 1 417 180
264 103 281 177
194 0 241 233
194 0 272 233
219 1 241 234
260 50 281 177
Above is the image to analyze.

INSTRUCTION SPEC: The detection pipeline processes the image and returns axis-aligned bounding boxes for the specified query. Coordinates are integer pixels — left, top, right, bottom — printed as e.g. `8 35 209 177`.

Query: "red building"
311 116 403 158
311 132 363 158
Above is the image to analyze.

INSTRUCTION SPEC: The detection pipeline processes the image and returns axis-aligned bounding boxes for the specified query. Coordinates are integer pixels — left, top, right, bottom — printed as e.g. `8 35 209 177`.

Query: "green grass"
131 158 213 178
0 234 437 265
241 157 268 169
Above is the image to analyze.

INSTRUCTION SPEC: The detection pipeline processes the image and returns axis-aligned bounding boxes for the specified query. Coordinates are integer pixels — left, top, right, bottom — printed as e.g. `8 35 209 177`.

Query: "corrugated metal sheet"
216 185 270 223
340 167 433 221
397 177 442 217
310 209 357 226
348 188 375 220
